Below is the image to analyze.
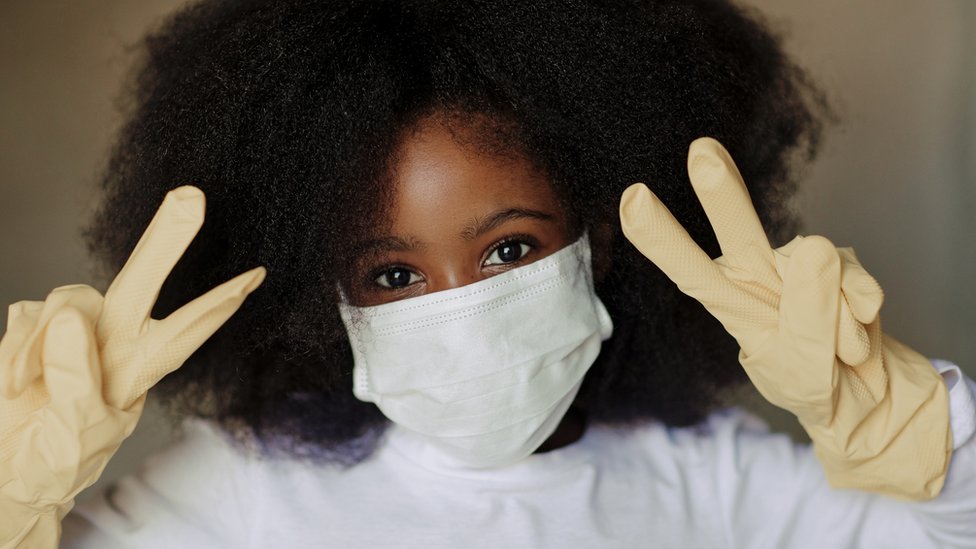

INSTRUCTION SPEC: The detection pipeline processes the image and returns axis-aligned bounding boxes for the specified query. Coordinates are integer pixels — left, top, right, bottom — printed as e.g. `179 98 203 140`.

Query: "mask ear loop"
335 284 376 402
333 290 392 404
566 231 613 341
575 231 594 286
581 232 614 340
335 283 351 305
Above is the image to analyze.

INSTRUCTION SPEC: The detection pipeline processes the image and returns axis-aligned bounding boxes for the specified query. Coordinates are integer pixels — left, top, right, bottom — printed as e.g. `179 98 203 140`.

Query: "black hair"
85 0 827 464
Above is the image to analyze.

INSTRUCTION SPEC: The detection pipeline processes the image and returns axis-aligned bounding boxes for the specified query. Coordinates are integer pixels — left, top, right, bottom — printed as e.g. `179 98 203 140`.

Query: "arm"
717 364 975 548
0 187 264 548
60 419 253 549
619 137 952 499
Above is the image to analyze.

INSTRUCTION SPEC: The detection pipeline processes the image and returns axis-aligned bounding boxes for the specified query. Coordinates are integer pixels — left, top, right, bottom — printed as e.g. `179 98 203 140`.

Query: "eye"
374 267 421 289
484 240 533 266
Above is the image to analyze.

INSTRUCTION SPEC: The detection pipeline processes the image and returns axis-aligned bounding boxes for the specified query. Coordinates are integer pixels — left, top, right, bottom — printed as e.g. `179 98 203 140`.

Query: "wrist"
0 501 67 549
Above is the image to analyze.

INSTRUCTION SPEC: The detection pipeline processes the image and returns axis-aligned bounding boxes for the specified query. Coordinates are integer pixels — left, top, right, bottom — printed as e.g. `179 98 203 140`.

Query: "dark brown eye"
484 241 531 266
375 267 419 289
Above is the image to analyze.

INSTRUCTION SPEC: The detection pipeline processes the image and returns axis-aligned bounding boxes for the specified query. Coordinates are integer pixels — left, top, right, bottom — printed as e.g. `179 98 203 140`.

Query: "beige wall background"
1 1 973 501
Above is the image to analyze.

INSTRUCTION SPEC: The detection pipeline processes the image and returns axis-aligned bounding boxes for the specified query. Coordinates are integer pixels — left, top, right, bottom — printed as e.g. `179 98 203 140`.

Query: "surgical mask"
337 234 613 468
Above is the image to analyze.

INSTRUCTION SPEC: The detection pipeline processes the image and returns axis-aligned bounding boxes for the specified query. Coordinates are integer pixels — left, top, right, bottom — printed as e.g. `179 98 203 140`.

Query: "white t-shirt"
63 361 976 548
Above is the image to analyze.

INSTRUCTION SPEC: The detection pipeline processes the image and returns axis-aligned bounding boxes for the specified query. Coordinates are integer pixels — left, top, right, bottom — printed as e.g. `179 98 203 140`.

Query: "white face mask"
337 234 613 468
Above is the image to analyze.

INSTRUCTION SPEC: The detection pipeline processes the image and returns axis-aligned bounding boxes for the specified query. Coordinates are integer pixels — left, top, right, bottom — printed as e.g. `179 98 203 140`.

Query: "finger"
0 301 44 398
103 265 266 409
836 295 870 366
777 240 874 365
686 138 777 284
775 235 841 363
620 183 768 341
1 287 102 398
837 247 884 324
5 300 44 328
772 235 805 278
100 186 206 338
620 182 731 297
42 307 104 421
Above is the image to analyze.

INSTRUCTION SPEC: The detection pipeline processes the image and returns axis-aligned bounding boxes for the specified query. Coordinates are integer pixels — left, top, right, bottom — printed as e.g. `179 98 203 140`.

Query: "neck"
534 406 587 453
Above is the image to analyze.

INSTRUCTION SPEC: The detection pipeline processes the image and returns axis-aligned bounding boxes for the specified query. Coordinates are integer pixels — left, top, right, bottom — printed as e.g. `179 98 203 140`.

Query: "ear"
589 222 613 284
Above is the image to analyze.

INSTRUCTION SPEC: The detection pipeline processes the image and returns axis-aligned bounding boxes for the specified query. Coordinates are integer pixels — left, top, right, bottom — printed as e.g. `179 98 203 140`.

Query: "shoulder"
65 417 382 548
64 418 257 548
621 406 812 467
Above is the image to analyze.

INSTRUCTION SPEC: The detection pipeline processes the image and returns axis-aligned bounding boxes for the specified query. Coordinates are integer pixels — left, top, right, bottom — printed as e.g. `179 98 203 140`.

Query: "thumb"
0 301 44 399
837 247 884 324
777 236 841 366
42 307 104 416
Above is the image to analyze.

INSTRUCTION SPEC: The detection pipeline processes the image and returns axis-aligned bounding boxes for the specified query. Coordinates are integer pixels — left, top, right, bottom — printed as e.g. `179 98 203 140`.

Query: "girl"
1 0 974 547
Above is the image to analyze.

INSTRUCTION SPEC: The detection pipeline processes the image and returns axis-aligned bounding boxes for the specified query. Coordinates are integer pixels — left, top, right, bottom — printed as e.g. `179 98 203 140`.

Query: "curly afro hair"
85 0 827 463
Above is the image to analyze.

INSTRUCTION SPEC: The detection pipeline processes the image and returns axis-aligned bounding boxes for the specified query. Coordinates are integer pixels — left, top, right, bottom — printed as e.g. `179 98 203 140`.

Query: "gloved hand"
618 137 951 500
0 186 265 548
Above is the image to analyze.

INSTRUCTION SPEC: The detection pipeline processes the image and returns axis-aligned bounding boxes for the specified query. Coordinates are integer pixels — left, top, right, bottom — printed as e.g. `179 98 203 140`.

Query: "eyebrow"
357 207 556 254
460 208 554 241
357 235 427 254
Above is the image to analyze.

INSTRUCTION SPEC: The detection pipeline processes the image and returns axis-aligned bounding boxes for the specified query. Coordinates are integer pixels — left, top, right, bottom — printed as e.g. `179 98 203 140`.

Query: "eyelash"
368 234 540 291
482 233 538 267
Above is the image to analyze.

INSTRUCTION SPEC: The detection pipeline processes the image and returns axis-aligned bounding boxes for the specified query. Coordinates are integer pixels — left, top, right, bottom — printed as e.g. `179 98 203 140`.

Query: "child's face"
346 115 574 307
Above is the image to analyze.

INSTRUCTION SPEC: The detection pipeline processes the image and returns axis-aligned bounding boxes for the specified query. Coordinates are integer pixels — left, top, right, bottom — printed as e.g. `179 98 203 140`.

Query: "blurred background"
1 0 973 501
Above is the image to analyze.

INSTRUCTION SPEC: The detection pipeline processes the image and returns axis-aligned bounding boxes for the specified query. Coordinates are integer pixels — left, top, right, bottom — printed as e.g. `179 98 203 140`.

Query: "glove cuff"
0 502 67 549
801 336 952 500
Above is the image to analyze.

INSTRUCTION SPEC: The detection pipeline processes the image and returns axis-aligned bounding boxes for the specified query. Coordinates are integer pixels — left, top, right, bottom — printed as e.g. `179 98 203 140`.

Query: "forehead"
384 115 565 235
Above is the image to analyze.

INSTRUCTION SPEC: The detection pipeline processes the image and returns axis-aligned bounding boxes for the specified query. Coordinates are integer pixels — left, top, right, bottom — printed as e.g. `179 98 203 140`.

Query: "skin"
346 114 586 452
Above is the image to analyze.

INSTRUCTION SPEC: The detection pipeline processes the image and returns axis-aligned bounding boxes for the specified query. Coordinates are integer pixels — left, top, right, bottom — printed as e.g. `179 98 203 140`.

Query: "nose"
428 265 483 294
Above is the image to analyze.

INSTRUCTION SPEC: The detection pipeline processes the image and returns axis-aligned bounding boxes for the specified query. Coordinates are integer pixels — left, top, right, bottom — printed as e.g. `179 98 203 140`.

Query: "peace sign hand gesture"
0 186 265 547
619 138 950 500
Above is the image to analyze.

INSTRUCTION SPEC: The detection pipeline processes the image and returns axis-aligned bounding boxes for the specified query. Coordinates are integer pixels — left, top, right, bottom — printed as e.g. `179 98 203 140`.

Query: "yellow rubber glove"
0 186 266 548
618 137 951 500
